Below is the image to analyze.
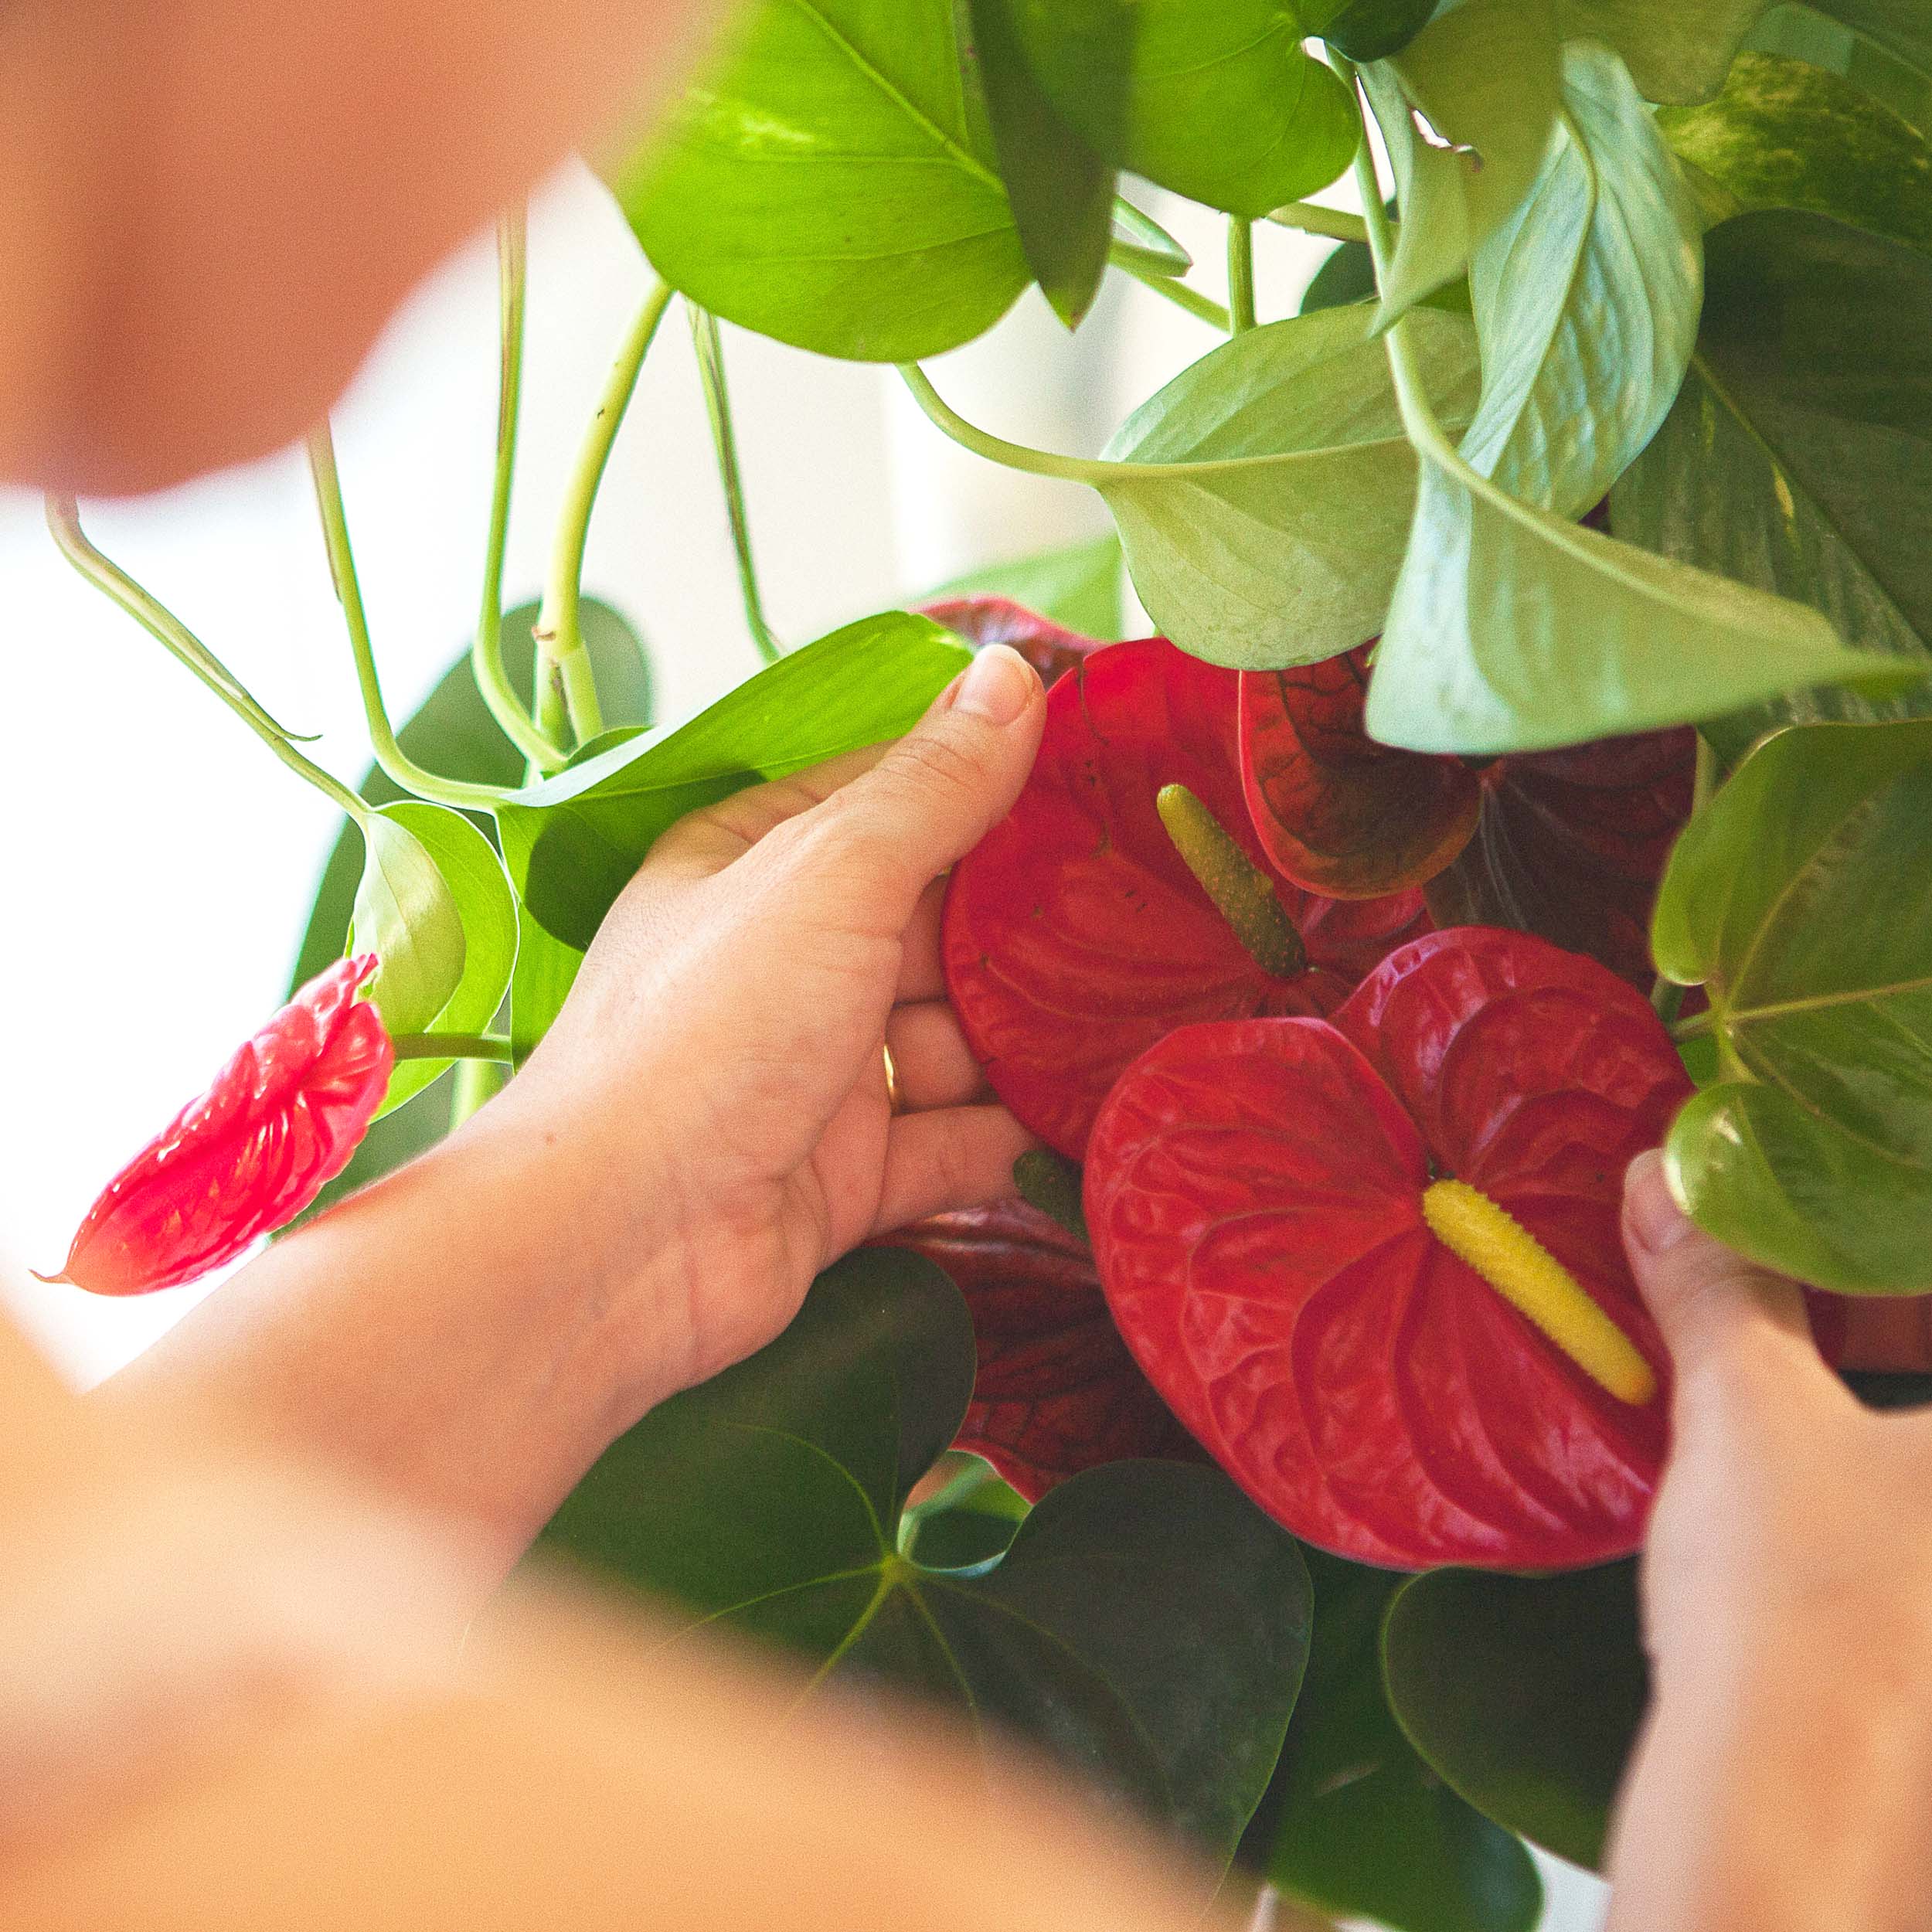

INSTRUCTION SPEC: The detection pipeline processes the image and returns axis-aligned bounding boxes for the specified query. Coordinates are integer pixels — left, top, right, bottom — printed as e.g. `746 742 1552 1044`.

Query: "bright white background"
0 161 1604 1930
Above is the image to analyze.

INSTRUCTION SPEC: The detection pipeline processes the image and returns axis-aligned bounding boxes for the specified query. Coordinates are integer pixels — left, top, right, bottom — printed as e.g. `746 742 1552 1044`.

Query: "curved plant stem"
1267 200 1370 244
47 495 368 824
391 1031 514 1063
307 423 511 813
536 279 675 747
1107 240 1233 331
1227 219 1257 334
896 366 1106 484
1671 1009 1715 1043
689 301 783 664
472 209 559 770
1111 196 1192 272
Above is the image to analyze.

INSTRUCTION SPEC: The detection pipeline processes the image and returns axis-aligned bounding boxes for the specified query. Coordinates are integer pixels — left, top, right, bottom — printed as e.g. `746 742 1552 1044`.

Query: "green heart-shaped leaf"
1612 210 1932 764
1264 1550 1542 1932
1554 0 1766 104
611 0 1029 361
1010 0 1359 219
1381 1563 1648 1872
351 810 465 1041
498 612 968 951
1311 0 1439 63
540 1249 1312 1867
1655 716 1932 1289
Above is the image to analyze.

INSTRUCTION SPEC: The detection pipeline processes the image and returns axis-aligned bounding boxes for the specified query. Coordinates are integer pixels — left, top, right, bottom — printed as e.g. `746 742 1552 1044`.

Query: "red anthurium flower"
944 638 1430 1160
1085 927 1690 1571
918 595 1106 689
43 956 393 1296
1241 643 1696 986
878 1199 1199 1502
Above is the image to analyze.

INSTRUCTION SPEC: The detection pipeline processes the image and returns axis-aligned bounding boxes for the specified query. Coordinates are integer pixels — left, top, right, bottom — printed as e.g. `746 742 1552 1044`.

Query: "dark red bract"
918 595 1106 690
878 1199 1199 1502
43 955 393 1296
944 638 1429 1159
1085 927 1690 1571
1242 644 1696 986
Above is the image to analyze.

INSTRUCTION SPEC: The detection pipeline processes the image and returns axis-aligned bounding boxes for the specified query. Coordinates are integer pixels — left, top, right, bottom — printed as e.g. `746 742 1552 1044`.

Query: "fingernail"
1624 1149 1692 1253
950 645 1036 726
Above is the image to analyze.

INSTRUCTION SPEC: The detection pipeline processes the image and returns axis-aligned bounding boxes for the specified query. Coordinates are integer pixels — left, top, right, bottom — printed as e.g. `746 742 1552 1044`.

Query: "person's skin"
1607 1151 1932 1931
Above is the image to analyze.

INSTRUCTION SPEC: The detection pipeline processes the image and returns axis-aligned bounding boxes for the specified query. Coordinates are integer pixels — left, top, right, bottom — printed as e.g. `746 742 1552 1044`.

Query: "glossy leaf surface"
1655 719 1932 1289
877 1199 1199 1502
1087 929 1686 1570
944 638 1428 1158
500 612 967 950
1313 0 1438 62
612 0 1029 361
541 1249 1311 1863
349 810 465 1043
46 957 393 1295
1010 0 1359 218
1264 1549 1541 1932
1612 211 1932 763
1097 305 1483 670
1383 1562 1648 1871
918 534 1125 640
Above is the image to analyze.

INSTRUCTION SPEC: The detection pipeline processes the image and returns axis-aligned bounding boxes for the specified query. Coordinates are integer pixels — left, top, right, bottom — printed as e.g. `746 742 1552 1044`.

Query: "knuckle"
884 725 984 803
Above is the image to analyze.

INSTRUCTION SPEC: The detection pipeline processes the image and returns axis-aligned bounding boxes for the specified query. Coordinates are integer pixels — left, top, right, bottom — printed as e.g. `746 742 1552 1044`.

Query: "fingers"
648 746 890 878
885 1003 988 1111
1622 1150 1824 1398
871 1107 1036 1236
896 878 950 1003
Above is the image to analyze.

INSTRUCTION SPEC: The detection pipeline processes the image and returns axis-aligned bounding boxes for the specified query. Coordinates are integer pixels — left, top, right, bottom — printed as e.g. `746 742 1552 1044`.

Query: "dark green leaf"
918 532 1125 638
1097 304 1484 668
1613 211 1932 764
498 612 969 950
1798 0 1932 87
1009 0 1359 219
1012 1148 1089 1243
964 0 1114 328
509 903 583 1070
1313 0 1439 63
1655 718 1932 1291
1300 243 1379 315
611 0 1029 361
541 1250 1312 1866
1382 1563 1648 1872
1264 1551 1542 1932
1660 53 1932 251
1555 0 1766 103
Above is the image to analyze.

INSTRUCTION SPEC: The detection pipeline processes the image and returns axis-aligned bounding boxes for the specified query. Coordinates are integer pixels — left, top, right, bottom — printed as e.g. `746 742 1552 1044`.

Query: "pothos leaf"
1310 0 1439 63
1655 718 1932 1291
1009 0 1359 218
539 1249 1312 1869
1382 1563 1648 1872
1611 210 1932 765
611 0 1029 361
351 809 466 1042
1554 0 1767 104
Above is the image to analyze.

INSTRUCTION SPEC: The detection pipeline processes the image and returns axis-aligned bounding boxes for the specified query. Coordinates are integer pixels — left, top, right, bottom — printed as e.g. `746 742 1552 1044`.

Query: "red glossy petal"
876 1200 1199 1502
46 956 393 1295
1422 728 1696 988
917 597 1106 691
943 638 1428 1158
1239 644 1480 898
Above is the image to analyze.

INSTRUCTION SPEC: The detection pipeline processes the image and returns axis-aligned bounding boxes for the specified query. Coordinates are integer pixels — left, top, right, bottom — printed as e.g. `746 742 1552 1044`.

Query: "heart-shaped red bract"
944 637 1430 1159
878 1199 1199 1502
1085 927 1690 1571
1241 644 1695 986
44 955 393 1296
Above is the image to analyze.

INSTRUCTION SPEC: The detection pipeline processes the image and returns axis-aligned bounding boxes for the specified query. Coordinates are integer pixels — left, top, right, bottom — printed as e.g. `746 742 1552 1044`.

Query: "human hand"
1604 1150 1932 1932
505 643 1047 1398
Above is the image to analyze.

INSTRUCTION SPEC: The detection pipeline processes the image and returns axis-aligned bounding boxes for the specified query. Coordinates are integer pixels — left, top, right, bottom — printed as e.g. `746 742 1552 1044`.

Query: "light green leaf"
1361 0 1561 324
1097 304 1485 668
1655 718 1932 1290
919 532 1126 638
1459 42 1703 516
371 802 516 1117
509 903 583 1071
351 810 465 1041
1554 0 1765 102
498 611 968 949
1612 210 1932 764
611 0 1029 361
1009 0 1359 219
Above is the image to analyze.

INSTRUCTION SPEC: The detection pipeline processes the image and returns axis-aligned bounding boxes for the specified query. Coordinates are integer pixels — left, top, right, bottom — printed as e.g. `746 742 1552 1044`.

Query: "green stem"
536 279 675 747
1671 1009 1715 1043
1227 218 1257 333
450 1058 508 1126
306 423 512 813
1692 731 1716 815
1107 240 1233 331
1267 200 1370 244
391 1031 514 1063
47 495 368 824
1111 197 1192 273
689 302 782 664
1158 783 1306 978
896 366 1104 482
471 209 559 770
896 1458 1006 1557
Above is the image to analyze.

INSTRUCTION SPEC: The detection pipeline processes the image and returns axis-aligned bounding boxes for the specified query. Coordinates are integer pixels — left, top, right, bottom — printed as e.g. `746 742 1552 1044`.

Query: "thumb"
1622 1148 1820 1393
807 644 1045 911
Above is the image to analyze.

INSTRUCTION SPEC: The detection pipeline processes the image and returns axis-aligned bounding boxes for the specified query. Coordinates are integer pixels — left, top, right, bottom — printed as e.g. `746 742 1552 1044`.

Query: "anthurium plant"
44 2 1932 1924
